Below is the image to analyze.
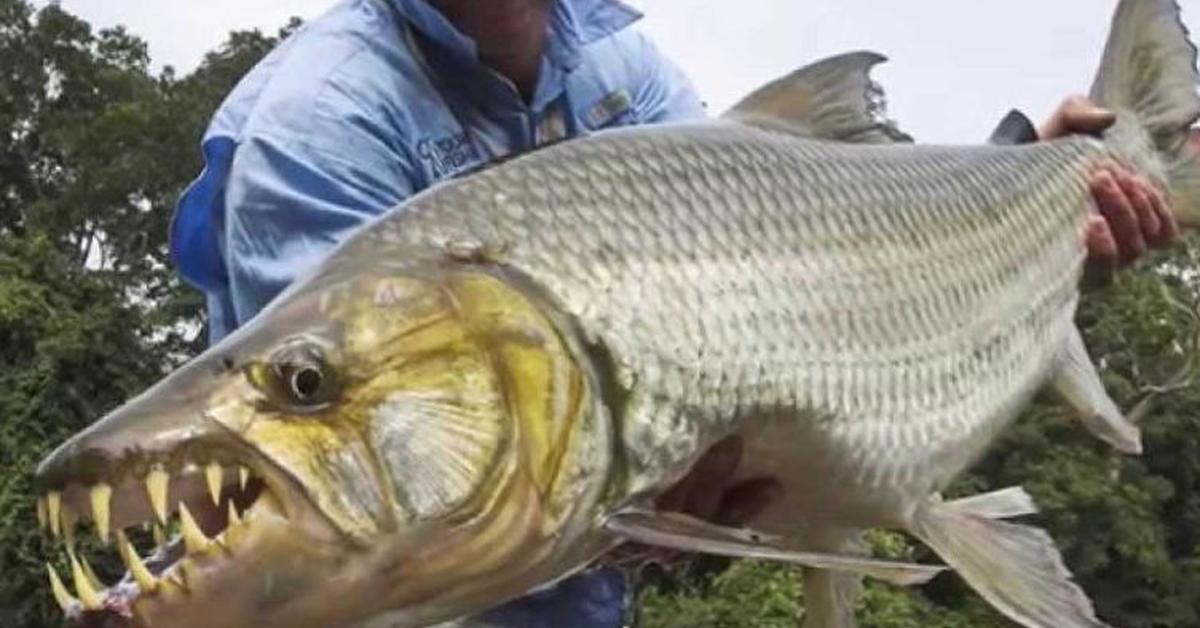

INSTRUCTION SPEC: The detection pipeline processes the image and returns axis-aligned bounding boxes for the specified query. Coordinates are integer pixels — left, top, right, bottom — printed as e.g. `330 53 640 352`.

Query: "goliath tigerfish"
33 0 1200 626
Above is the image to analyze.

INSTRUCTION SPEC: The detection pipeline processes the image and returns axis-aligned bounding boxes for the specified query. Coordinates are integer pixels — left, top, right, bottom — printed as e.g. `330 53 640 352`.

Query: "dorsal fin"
723 51 912 144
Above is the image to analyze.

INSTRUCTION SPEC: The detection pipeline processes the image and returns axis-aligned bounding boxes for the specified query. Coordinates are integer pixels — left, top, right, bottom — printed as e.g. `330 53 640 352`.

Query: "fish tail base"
1166 138 1200 228
1090 0 1200 227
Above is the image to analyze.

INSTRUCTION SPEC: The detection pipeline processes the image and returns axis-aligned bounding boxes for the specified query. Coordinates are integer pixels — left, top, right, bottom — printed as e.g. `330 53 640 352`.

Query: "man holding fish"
156 0 1182 627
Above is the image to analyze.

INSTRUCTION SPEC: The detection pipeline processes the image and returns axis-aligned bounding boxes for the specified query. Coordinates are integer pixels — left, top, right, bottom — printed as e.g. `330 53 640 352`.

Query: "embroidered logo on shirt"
417 132 479 180
586 90 633 129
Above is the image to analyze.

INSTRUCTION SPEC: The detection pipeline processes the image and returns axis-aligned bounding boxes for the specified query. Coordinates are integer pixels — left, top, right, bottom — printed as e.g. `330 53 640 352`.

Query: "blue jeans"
478 568 627 628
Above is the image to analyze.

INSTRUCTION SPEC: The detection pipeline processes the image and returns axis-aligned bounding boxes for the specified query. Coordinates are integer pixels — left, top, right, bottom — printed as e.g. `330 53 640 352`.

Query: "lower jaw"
127 496 293 627
53 491 287 628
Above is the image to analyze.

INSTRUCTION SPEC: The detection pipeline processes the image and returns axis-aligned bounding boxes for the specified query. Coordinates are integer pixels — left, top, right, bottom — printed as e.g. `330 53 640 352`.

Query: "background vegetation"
1 1 1198 625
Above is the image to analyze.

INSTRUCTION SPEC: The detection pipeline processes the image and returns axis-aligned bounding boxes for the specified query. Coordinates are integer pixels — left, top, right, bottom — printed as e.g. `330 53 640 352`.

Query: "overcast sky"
30 0 1200 143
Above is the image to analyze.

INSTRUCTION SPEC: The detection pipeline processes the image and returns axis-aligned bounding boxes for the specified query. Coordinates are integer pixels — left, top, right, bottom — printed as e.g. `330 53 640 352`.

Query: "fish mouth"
36 449 291 626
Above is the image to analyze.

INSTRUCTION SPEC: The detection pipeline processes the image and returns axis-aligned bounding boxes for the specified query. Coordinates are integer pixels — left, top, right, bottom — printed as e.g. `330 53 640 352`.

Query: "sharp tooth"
146 467 170 524
90 484 113 544
46 563 77 611
178 503 211 554
69 553 104 610
47 492 62 537
36 497 47 531
206 463 224 506
79 554 104 591
153 523 167 547
180 559 204 588
224 503 247 549
160 571 188 597
239 466 250 491
117 530 157 593
61 506 77 553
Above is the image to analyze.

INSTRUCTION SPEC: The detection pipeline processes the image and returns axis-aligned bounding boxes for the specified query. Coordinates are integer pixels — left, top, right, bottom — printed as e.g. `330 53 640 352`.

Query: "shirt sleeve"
627 31 707 124
222 121 418 332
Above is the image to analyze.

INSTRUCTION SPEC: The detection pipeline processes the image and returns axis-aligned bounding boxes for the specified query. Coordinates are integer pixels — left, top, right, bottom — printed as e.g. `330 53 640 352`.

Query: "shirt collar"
389 0 642 71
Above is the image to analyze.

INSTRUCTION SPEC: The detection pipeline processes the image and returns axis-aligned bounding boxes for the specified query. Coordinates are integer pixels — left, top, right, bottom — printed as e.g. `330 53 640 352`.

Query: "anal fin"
909 494 1110 628
945 486 1038 520
1051 325 1142 454
603 509 944 586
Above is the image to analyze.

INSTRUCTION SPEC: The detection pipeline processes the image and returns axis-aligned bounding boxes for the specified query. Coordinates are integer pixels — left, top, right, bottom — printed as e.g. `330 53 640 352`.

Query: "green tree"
0 235 163 625
0 2 291 624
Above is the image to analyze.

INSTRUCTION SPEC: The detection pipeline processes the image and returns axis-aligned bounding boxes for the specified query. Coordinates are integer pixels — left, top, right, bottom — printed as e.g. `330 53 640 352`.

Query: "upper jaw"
36 437 286 623
32 362 315 624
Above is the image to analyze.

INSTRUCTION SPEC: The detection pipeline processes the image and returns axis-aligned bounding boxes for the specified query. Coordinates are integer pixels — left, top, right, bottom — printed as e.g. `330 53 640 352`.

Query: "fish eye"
290 366 324 401
257 340 341 411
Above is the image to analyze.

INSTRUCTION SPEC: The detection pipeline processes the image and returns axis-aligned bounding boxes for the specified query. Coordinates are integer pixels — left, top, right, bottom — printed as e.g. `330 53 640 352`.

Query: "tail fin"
910 496 1110 628
1091 0 1200 226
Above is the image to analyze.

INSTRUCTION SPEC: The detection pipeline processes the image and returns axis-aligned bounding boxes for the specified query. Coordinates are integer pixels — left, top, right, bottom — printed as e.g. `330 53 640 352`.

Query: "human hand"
654 436 782 527
1039 95 1178 283
604 436 783 568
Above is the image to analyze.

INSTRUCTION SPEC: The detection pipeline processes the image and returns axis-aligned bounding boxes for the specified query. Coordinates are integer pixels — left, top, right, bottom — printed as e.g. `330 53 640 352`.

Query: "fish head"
34 261 615 628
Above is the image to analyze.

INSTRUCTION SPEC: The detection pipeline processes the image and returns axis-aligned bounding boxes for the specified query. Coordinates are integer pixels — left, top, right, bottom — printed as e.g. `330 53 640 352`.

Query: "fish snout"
32 358 287 623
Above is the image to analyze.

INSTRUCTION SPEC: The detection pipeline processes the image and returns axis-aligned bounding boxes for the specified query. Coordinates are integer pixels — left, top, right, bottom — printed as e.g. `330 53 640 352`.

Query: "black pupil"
292 367 323 400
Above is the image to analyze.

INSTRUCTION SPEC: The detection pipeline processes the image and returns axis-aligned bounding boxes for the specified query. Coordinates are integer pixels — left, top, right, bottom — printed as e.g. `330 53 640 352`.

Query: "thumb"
1039 96 1117 139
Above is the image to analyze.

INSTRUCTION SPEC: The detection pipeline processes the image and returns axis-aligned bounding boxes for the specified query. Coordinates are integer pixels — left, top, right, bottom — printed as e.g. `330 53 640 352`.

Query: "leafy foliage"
0 1 293 624
0 235 164 625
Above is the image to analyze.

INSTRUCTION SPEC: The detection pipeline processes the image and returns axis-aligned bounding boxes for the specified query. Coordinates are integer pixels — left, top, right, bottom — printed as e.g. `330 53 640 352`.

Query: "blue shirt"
169 1 703 626
171 0 704 343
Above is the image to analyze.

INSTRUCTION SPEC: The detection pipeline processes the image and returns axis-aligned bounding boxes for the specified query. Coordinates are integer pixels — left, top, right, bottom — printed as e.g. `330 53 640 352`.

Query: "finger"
1091 170 1145 265
714 477 784 527
682 437 744 518
1039 95 1116 140
699 436 744 478
1084 214 1118 286
1060 105 1117 134
1147 184 1179 246
1115 171 1161 242
656 436 743 513
655 473 691 513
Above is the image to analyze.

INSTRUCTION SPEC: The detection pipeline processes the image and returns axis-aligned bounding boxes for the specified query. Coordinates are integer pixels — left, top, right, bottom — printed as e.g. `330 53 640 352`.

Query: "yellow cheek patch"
446 273 588 502
358 349 508 523
242 414 390 542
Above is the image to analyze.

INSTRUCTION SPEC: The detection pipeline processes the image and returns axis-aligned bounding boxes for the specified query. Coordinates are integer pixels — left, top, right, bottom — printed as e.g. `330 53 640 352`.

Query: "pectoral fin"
1051 325 1141 454
603 509 944 586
